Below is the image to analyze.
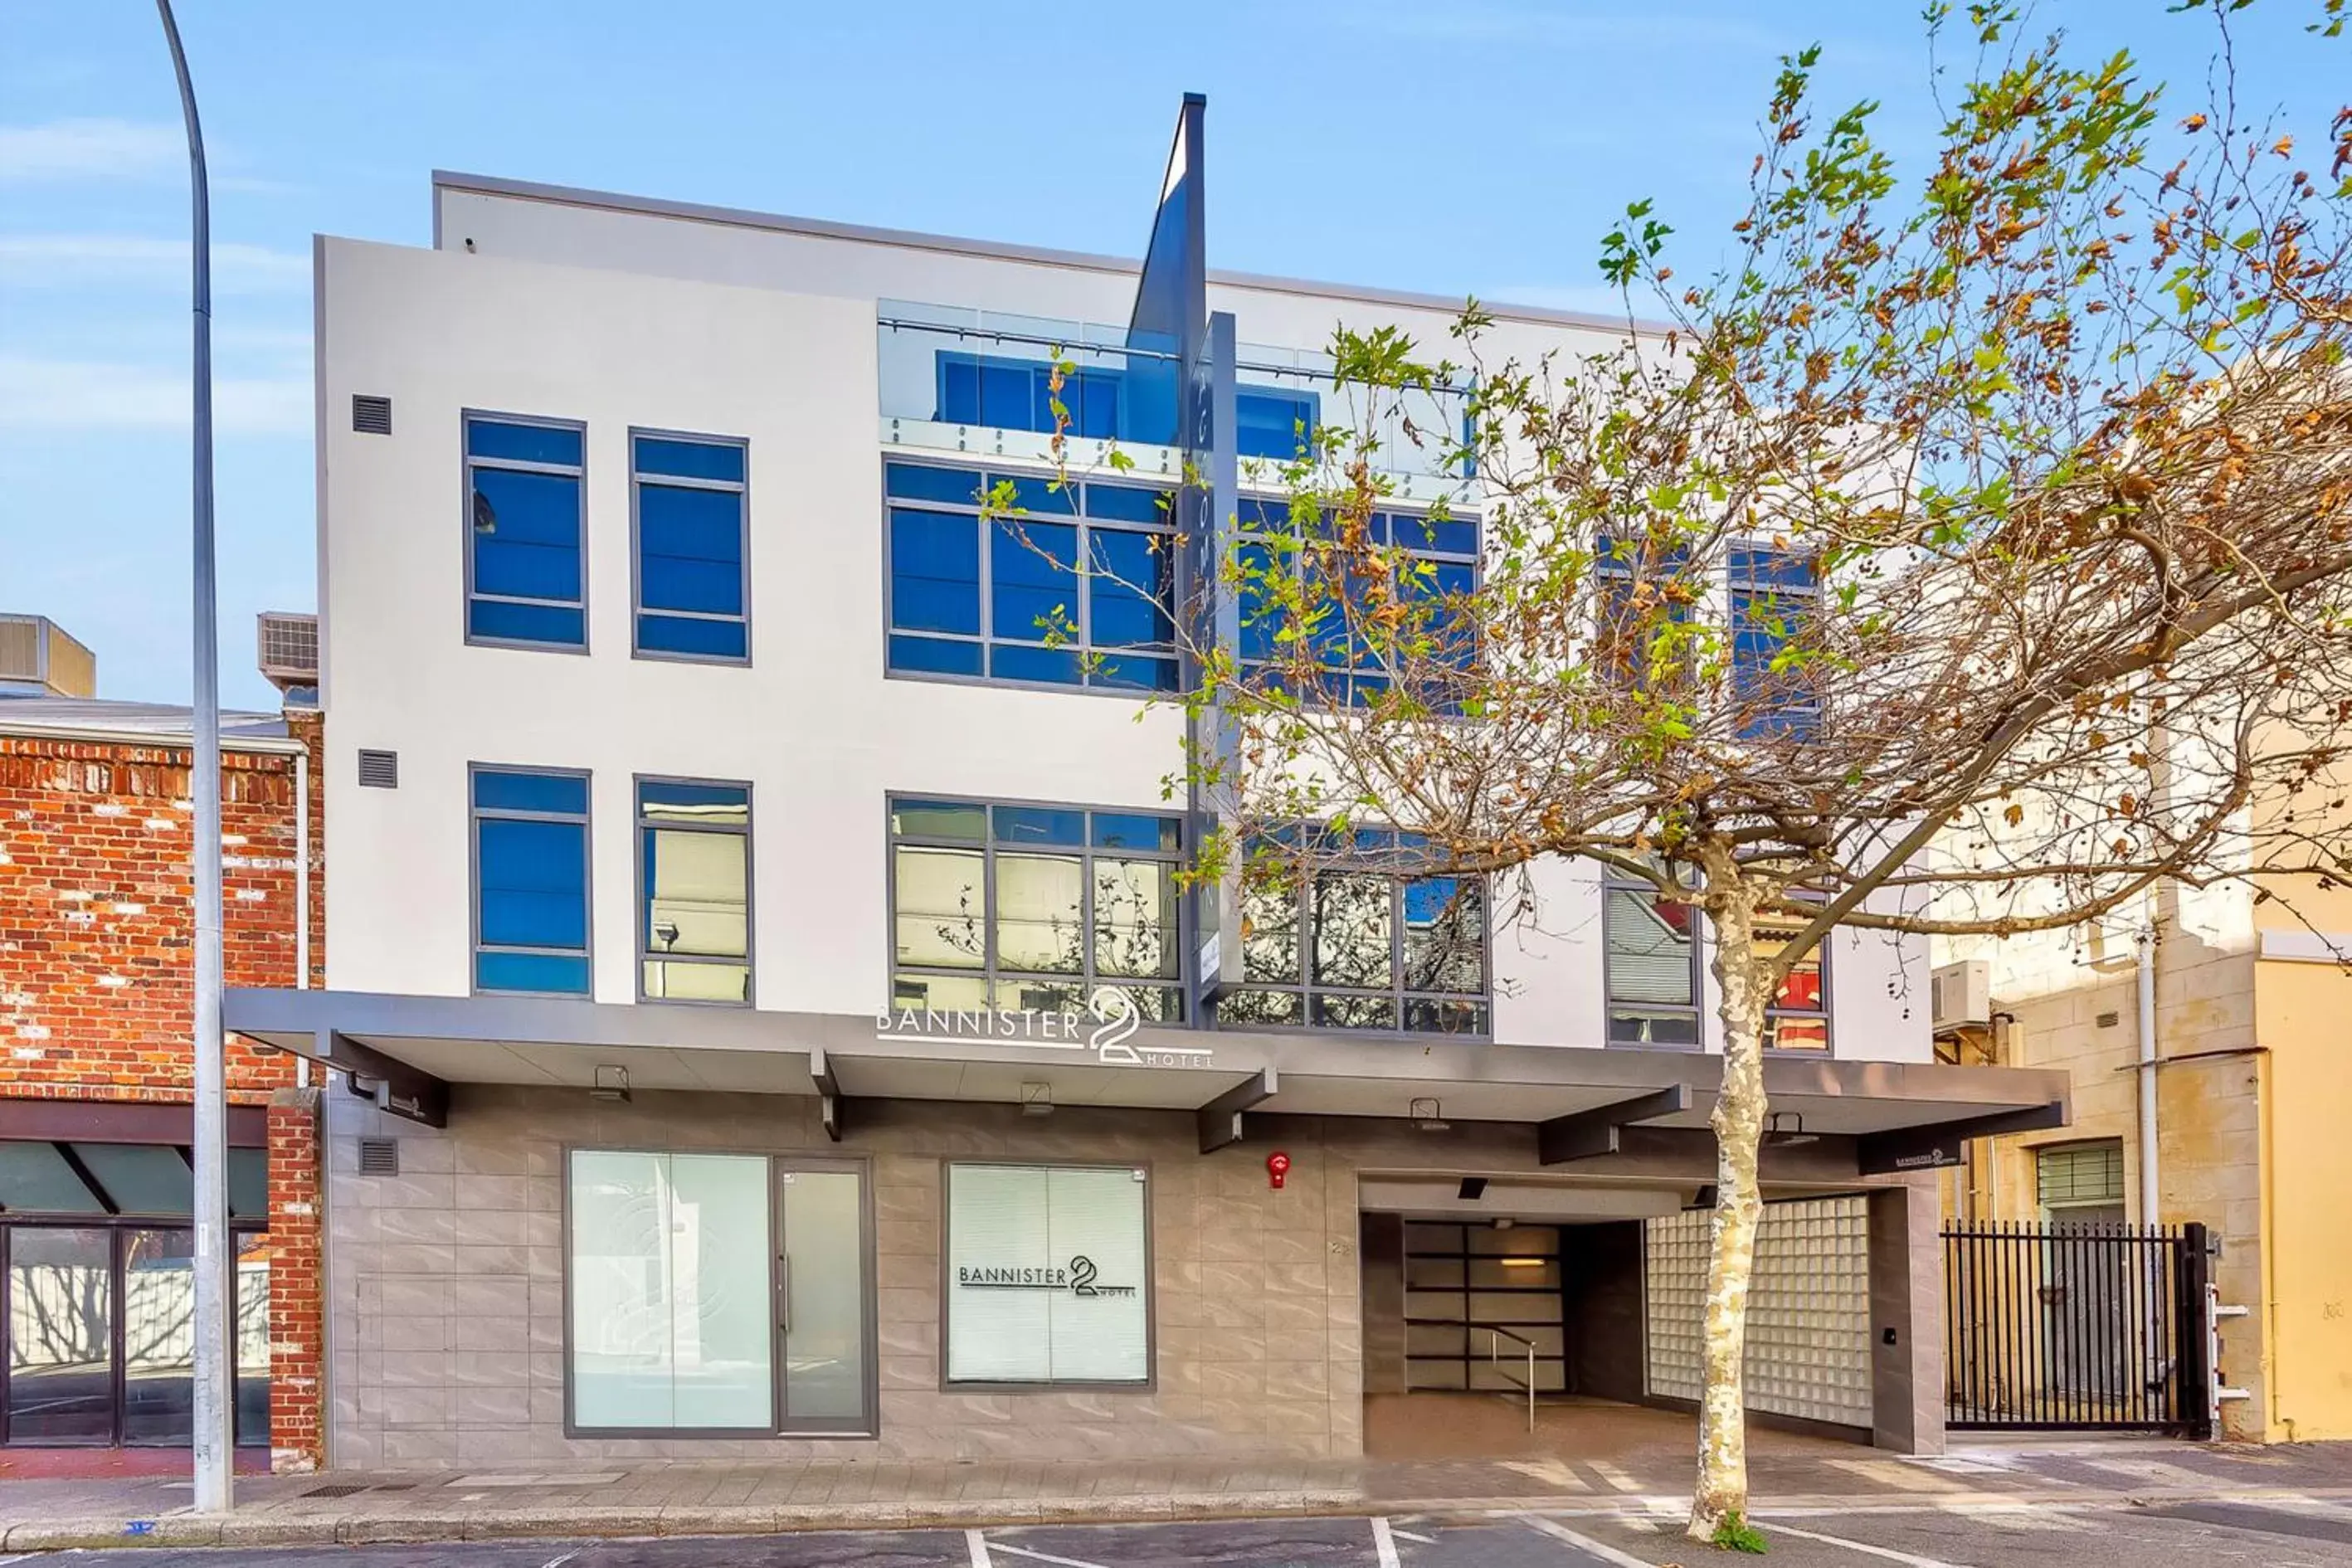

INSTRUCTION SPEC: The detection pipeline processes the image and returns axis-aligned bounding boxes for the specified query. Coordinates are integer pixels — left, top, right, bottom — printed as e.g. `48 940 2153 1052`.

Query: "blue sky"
2 1 2340 711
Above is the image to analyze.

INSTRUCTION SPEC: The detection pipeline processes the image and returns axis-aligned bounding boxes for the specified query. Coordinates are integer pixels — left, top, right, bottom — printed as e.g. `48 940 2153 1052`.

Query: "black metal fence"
1942 1220 2211 1436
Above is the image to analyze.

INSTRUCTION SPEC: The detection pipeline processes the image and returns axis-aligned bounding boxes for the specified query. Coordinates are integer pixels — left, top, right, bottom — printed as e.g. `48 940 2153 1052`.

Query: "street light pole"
156 0 231 1513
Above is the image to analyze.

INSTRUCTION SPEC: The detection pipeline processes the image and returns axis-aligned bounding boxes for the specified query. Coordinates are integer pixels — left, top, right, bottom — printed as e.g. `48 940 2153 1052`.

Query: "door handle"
778 1254 791 1335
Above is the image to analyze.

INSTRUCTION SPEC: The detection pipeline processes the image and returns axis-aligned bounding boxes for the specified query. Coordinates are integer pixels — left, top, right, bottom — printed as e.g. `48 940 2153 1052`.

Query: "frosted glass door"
777 1164 872 1429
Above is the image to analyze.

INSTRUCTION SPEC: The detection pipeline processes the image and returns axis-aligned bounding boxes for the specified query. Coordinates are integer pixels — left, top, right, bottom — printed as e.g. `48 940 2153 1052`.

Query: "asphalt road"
13 1496 2352 1568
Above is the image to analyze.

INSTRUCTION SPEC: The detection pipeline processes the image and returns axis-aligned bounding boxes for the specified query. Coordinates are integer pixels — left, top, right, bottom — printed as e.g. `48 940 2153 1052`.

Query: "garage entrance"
1358 1186 1880 1461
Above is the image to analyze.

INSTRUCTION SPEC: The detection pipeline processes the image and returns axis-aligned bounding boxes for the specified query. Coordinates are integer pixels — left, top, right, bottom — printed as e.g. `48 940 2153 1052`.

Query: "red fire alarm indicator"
1267 1151 1292 1190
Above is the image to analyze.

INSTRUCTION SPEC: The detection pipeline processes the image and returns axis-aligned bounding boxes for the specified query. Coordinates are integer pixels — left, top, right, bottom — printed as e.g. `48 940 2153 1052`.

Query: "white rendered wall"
319 219 1931 1062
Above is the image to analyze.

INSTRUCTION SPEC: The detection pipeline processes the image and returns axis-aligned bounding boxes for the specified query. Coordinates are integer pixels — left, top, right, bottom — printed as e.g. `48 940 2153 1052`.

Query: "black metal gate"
1942 1220 2211 1436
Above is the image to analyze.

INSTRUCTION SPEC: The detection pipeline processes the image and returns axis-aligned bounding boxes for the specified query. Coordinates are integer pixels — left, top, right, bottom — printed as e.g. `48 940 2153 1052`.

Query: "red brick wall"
266 1088 324 1471
0 713 327 1467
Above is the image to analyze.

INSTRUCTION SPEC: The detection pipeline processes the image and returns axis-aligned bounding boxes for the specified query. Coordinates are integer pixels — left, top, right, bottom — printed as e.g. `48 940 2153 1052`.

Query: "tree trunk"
1687 882 1770 1545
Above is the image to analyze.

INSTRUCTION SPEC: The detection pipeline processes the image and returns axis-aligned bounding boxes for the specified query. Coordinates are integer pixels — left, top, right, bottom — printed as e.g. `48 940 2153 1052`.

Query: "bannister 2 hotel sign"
876 986 1215 1069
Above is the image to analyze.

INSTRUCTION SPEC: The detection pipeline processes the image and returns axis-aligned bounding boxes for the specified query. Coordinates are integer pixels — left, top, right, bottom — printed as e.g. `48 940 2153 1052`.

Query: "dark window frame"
0 1217 271 1449
470 763 594 998
462 410 589 654
629 427 752 665
1220 829 1493 1038
881 459 1181 698
885 794 1191 1025
558 1147 879 1439
633 775 753 1008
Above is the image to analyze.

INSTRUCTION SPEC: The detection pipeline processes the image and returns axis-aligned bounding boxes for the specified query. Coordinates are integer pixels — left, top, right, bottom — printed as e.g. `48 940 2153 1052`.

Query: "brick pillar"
1867 1180 1945 1454
267 1086 326 1471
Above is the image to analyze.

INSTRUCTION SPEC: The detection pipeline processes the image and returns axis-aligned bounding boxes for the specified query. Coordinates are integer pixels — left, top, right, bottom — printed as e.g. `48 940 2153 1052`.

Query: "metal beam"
1198 1069 1278 1154
811 1048 843 1142
1537 1085 1691 1164
316 1030 448 1128
1856 1100 2067 1176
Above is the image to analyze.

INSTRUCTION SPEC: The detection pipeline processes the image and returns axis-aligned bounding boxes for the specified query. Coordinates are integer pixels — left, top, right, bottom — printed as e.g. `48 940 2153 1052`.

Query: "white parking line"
1519 1513 1658 1567
539 1552 581 1568
1768 1522 1970 1566
965 1527 992 1567
987 1542 1116 1568
1392 1527 1438 1544
1372 1515 1402 1568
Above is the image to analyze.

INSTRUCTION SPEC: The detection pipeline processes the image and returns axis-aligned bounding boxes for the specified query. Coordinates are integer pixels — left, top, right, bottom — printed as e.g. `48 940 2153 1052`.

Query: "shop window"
567 1151 775 1431
943 1162 1151 1386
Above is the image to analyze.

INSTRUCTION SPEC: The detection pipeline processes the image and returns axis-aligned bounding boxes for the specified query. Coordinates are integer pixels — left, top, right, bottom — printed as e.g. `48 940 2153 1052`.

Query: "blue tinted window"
988 471 1079 516
887 463 984 505
471 471 582 597
937 353 1122 441
889 634 985 676
1235 387 1320 460
1237 496 1478 694
1090 531 1174 650
633 436 747 663
1092 813 1181 851
1085 483 1172 524
467 417 584 650
886 460 1178 693
473 770 589 815
890 509 982 635
1731 548 1819 739
473 767 591 996
993 805 1086 846
635 436 745 484
991 520 1079 645
467 418 582 466
990 643 1083 684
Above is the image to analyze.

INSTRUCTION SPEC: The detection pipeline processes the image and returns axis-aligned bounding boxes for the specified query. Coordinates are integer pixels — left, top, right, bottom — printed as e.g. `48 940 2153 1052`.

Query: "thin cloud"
0 118 183 182
0 356 310 436
0 235 310 294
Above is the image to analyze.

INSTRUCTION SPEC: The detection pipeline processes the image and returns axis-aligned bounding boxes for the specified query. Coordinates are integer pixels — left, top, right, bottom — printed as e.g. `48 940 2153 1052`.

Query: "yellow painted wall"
2252 957 2352 1441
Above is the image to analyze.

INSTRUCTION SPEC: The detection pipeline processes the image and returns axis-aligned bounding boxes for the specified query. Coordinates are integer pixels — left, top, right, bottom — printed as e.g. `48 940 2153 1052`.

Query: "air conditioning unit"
1931 959 1993 1035
256 611 319 694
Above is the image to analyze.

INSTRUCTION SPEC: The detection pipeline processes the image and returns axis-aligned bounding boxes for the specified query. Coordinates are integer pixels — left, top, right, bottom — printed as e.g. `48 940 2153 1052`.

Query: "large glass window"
889 798 1184 1022
936 352 1125 440
567 1151 774 1431
884 462 1178 693
471 767 592 996
1236 496 1479 708
633 432 748 661
1604 873 1702 1046
1 1140 270 1450
1220 828 1488 1035
1731 545 1820 738
943 1163 1150 1386
465 415 586 650
637 779 751 1005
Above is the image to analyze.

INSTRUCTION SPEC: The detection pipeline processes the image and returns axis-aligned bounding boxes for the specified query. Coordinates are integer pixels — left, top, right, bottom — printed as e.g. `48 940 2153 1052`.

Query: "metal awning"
224 986 2067 1174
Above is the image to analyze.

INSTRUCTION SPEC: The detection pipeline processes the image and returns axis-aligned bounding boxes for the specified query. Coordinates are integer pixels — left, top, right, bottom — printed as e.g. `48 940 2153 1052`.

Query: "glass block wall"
1643 1195 1872 1427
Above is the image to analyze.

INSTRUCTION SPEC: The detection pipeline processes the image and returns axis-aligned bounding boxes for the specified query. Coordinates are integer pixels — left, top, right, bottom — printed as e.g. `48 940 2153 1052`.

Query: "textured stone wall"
325 1087 1368 1468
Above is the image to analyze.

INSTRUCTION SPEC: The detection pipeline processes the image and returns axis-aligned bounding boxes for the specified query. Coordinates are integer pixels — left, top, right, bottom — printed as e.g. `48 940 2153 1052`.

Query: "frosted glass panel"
781 1169 868 1421
568 1150 772 1430
946 1163 1149 1385
1045 1166 1149 1383
944 1165 1051 1382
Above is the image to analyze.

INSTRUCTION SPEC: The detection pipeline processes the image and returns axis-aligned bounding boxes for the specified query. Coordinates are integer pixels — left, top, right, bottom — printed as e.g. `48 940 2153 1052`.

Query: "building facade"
1939 873 2352 1443
232 104 2069 1470
0 669 327 1470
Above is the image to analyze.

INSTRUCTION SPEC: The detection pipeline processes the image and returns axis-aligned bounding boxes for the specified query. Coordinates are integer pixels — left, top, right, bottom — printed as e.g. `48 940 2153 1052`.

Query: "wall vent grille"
356 749 398 789
356 1137 400 1176
352 394 392 435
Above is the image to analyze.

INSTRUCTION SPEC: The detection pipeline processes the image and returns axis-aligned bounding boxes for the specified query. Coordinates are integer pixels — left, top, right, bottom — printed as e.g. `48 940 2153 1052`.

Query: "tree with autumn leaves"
1142 1 2352 1546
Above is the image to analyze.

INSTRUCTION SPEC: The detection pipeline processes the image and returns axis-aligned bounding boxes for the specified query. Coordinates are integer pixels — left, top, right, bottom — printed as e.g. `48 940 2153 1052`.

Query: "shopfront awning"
223 986 2067 1175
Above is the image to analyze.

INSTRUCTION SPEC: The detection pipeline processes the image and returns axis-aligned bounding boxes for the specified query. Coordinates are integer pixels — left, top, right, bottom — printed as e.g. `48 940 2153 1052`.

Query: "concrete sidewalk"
7 1438 2350 1550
